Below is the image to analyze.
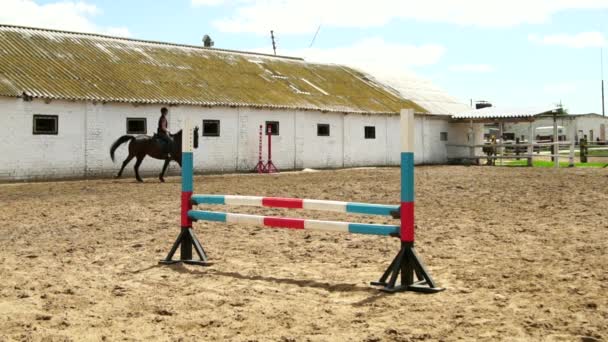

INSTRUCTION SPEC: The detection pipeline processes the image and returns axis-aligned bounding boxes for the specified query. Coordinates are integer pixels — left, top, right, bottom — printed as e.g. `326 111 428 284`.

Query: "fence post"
527 123 533 166
569 122 575 167
580 138 588 163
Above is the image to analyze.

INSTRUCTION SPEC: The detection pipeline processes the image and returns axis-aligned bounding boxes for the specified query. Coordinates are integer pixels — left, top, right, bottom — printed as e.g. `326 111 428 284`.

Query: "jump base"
159 227 210 266
371 242 444 293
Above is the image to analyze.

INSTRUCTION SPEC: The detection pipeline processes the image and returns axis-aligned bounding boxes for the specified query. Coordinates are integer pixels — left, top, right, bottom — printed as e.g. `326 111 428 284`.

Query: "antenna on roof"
601 48 605 117
270 30 277 55
309 24 321 48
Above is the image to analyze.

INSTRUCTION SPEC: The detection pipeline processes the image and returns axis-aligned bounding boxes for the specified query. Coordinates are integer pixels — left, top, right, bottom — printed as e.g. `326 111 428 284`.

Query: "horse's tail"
110 135 135 162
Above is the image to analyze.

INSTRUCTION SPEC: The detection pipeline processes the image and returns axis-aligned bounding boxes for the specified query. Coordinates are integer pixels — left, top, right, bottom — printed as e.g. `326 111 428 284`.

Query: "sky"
1 0 608 114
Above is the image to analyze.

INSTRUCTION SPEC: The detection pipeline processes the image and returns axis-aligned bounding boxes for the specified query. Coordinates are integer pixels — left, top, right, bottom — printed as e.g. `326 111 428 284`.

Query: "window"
265 121 279 135
203 120 220 137
126 118 147 134
364 126 376 139
317 124 330 136
440 132 448 141
33 115 58 135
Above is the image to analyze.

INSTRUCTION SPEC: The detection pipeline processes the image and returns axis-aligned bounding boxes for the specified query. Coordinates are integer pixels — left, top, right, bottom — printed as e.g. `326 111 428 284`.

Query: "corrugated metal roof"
452 106 557 119
358 68 472 115
0 25 426 114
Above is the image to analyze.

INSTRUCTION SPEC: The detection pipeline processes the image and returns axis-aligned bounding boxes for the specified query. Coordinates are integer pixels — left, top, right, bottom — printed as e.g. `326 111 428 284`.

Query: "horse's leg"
116 154 134 178
134 155 145 182
159 159 170 183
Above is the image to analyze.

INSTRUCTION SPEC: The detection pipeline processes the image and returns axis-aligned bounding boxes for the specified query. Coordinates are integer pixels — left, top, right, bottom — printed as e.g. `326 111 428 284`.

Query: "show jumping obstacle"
264 125 279 173
252 124 279 173
160 110 443 293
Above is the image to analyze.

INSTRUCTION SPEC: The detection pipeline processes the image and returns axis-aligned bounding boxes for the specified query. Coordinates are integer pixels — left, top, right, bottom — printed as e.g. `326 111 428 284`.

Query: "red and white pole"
253 124 266 173
267 126 272 163
265 124 279 173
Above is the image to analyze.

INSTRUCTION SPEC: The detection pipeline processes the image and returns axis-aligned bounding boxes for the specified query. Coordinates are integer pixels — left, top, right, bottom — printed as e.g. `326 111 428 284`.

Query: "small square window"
203 120 220 137
126 118 147 134
364 126 376 139
33 115 58 135
440 132 448 141
265 121 279 135
317 124 330 136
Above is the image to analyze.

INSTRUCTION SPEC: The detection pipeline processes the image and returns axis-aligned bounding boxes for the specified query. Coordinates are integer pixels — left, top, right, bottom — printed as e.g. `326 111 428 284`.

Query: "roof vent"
203 35 214 48
475 101 492 110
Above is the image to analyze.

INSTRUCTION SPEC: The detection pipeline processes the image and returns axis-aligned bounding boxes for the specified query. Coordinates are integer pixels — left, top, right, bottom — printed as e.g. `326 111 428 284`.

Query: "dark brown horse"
482 136 497 166
110 128 198 182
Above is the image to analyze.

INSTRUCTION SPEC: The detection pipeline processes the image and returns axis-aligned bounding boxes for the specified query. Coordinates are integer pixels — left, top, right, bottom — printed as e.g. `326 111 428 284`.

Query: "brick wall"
0 96 453 181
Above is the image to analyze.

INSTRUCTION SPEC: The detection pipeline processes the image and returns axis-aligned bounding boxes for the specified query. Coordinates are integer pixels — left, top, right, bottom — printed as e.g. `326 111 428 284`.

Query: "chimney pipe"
203 35 214 48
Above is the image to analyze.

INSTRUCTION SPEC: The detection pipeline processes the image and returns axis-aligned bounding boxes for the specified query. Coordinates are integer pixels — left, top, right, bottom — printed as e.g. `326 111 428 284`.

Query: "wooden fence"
447 139 608 167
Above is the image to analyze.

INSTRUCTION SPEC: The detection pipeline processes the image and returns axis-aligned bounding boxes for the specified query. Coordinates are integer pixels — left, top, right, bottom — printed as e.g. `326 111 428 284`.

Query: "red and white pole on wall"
265 125 279 173
160 119 208 265
371 109 443 293
253 125 266 173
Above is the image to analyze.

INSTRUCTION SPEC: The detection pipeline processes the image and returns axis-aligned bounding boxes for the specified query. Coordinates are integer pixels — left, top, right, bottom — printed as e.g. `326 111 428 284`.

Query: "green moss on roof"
0 25 426 114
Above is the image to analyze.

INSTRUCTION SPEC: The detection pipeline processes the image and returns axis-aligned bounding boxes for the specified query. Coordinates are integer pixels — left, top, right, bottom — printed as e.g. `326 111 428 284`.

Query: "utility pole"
270 30 277 55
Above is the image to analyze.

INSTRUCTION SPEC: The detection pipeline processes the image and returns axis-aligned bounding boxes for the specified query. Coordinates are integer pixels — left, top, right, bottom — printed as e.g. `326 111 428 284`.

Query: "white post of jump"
371 109 444 293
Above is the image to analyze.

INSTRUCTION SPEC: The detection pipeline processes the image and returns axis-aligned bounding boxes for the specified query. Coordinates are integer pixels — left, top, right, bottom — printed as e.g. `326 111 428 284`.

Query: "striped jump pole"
191 195 400 217
370 109 444 293
160 120 209 266
188 210 400 236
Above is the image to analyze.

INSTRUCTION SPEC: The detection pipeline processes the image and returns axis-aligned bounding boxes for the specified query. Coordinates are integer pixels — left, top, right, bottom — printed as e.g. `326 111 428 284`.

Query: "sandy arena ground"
1 166 607 341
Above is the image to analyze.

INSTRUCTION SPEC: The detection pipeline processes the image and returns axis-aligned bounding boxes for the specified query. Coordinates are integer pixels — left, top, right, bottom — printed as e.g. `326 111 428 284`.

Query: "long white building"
0 25 475 181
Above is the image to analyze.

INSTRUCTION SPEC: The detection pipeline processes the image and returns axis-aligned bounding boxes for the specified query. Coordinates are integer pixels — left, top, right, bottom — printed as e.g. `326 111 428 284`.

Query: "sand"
1 166 607 341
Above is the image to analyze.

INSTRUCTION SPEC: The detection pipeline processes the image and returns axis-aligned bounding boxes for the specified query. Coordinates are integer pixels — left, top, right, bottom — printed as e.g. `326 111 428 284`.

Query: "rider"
157 107 173 156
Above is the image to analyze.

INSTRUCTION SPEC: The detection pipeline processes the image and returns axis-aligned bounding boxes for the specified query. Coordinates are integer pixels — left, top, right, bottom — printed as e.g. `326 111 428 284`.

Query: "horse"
482 136 497 166
109 127 198 182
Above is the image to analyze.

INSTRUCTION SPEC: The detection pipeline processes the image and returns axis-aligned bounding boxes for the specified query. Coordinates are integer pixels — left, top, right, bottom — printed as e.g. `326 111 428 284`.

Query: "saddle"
153 133 173 154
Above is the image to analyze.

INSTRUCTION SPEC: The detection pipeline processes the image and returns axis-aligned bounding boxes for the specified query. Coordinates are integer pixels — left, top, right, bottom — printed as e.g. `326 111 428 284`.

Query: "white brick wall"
295 111 344 169
446 122 485 158
0 96 454 181
0 97 86 180
343 114 389 167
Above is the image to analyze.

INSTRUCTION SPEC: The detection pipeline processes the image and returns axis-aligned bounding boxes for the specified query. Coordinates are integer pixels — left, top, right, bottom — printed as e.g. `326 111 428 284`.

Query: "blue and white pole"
160 119 208 265
181 120 194 229
400 108 415 243
371 109 444 293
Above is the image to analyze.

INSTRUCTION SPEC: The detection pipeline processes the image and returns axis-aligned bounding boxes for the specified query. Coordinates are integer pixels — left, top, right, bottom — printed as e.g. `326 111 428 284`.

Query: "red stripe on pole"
181 191 193 227
262 197 304 209
400 202 414 242
263 217 305 229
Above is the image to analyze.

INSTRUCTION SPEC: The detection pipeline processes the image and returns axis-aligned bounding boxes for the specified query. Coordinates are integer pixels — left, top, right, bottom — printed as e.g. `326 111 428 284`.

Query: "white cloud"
191 0 226 6
529 32 606 48
449 64 494 73
543 82 579 94
0 0 131 37
256 37 445 75
210 0 608 34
